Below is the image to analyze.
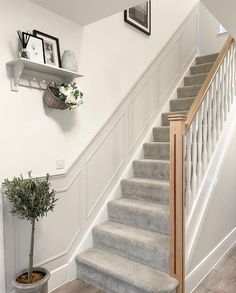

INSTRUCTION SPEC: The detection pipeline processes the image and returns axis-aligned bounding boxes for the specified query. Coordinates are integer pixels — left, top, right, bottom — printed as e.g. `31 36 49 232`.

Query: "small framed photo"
22 33 45 64
33 30 61 67
124 1 151 35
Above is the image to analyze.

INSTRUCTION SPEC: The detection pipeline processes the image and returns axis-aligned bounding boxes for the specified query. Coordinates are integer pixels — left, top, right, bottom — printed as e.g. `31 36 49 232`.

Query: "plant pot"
12 267 50 293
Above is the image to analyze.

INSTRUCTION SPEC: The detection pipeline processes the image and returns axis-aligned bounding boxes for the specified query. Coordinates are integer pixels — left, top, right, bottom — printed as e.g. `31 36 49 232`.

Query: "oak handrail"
185 36 234 133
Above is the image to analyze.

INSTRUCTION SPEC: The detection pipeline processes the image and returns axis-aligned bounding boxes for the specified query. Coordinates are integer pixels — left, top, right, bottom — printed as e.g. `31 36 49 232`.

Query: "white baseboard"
186 227 236 293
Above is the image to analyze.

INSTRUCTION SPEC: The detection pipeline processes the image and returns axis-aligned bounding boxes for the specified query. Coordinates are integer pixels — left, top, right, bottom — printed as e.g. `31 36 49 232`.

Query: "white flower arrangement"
59 82 83 110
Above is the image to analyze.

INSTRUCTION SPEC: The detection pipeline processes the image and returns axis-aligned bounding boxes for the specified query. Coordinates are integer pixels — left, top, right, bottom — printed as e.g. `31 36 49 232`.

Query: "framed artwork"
22 33 45 64
33 30 61 67
124 1 151 35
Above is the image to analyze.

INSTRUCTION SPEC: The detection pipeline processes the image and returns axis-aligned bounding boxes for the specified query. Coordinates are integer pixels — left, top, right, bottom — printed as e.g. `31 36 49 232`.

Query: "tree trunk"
28 219 35 282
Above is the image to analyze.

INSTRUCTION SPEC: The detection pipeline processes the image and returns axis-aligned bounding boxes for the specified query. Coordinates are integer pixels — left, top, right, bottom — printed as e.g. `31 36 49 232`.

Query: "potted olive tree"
4 172 57 293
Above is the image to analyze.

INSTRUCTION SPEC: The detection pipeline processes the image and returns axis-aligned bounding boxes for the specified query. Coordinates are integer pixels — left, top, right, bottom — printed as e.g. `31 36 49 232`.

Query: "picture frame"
33 30 61 67
124 1 151 35
22 33 45 64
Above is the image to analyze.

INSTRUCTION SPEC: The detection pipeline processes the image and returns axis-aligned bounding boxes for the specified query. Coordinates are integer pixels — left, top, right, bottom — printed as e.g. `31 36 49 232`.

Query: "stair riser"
121 179 169 203
77 263 158 293
133 161 169 181
153 127 170 142
177 85 200 98
184 74 207 86
170 98 194 112
93 229 169 273
196 53 218 65
143 143 169 160
190 63 213 75
108 202 169 235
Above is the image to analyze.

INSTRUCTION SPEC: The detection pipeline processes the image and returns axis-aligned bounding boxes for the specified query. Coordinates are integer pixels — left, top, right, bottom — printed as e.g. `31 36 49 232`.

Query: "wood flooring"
194 244 236 292
53 279 105 293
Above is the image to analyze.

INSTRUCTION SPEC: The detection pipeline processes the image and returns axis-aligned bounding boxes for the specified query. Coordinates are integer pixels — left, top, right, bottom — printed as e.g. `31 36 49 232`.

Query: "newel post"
168 114 186 293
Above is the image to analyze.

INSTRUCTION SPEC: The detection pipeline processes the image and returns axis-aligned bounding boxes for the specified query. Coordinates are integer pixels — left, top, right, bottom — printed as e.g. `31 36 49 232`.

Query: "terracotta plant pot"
12 267 50 293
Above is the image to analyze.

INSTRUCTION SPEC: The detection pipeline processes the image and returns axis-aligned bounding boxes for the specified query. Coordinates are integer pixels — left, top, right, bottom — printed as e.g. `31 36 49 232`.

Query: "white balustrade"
185 41 236 215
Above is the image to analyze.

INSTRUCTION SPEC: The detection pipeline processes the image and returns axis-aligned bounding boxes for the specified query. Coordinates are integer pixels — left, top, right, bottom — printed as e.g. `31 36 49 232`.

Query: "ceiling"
29 0 147 26
201 0 236 40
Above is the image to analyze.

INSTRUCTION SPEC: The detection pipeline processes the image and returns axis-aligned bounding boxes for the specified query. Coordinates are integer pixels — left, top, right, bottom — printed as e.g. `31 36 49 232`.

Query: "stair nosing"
77 248 178 292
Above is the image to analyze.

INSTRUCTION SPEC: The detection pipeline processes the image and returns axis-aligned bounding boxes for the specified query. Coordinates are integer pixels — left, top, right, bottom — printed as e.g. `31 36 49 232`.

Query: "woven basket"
43 85 69 110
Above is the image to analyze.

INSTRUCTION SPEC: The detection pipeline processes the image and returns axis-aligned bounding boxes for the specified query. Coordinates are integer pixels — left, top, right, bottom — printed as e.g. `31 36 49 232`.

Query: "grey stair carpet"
76 52 218 293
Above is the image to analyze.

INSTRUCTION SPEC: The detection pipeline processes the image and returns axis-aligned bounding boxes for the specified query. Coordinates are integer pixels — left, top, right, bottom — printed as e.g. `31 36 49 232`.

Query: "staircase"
75 53 219 293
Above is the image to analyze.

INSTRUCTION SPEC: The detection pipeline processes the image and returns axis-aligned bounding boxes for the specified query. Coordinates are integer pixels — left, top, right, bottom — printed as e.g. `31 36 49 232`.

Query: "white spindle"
207 86 213 159
202 96 208 172
212 75 218 147
186 126 193 214
192 117 198 201
197 106 203 187
185 40 235 218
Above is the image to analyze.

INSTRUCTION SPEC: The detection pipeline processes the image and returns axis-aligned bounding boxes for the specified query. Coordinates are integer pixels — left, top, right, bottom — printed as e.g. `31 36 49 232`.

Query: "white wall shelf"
6 58 83 92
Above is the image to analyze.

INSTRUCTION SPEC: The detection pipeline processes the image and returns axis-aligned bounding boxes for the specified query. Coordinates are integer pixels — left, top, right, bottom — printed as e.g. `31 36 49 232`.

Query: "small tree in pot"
4 172 57 293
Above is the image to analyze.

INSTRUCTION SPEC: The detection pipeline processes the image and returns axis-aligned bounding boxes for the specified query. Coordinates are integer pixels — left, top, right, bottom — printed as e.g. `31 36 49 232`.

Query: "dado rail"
168 36 236 293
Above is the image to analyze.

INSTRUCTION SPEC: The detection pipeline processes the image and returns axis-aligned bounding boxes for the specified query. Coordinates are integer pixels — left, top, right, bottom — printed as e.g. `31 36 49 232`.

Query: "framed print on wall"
22 33 45 64
33 30 61 67
124 1 151 35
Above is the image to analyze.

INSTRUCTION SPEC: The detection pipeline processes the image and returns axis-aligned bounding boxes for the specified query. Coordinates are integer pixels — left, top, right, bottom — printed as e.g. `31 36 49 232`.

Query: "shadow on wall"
43 103 78 132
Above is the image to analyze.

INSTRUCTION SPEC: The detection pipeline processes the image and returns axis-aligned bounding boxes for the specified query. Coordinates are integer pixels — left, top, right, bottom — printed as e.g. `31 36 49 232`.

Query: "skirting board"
186 227 236 293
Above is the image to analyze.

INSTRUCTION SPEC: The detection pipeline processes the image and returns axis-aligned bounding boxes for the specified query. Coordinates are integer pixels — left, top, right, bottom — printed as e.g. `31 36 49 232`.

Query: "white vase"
61 50 78 72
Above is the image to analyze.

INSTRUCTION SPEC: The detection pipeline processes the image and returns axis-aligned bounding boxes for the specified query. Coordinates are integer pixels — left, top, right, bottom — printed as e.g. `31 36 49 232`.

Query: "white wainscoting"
186 227 236 293
3 6 199 292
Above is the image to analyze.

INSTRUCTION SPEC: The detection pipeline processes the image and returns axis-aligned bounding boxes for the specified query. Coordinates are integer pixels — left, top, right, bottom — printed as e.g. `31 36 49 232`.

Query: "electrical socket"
56 158 65 170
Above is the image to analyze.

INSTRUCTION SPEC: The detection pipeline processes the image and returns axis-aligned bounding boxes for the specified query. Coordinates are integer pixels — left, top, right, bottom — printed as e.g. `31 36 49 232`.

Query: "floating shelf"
6 58 83 92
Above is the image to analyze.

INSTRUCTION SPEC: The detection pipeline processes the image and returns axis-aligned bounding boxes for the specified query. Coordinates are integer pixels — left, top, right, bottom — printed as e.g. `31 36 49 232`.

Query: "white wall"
0 0 199 180
201 0 236 40
198 2 227 55
0 0 200 291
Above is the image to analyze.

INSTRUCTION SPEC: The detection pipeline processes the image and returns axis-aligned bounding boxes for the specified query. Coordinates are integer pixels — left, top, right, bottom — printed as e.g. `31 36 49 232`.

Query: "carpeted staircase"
76 53 218 293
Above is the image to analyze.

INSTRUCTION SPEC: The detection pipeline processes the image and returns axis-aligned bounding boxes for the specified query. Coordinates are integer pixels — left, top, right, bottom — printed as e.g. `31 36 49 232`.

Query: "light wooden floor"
53 279 105 293
194 244 236 292
53 245 236 293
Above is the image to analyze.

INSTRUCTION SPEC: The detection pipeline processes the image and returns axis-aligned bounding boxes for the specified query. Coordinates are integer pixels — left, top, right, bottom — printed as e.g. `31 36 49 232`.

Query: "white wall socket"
56 158 65 170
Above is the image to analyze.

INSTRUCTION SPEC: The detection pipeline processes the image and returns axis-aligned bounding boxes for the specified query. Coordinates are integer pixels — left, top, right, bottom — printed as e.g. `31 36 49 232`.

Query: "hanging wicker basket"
43 85 69 110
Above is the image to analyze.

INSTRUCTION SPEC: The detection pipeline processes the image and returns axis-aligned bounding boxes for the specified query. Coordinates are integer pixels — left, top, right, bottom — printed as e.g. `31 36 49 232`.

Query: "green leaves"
4 172 57 223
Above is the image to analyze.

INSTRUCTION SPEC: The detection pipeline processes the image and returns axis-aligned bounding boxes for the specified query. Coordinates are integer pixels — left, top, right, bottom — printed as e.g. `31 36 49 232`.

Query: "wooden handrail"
185 36 234 133
169 114 186 293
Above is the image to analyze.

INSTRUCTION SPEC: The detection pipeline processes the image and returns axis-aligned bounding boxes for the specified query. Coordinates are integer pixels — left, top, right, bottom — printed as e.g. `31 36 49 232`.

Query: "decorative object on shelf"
22 32 45 64
6 58 83 92
17 30 31 59
3 172 57 293
124 1 151 35
43 82 83 110
33 30 61 68
62 50 78 72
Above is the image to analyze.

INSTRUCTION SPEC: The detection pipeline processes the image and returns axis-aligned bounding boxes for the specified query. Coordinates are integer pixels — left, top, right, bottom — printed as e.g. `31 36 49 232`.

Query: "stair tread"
123 177 169 186
191 61 214 69
134 159 169 164
77 248 178 292
94 221 169 249
163 110 187 115
185 72 208 79
196 53 218 64
153 126 170 129
172 96 195 101
111 197 169 212
144 141 170 145
178 84 201 90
